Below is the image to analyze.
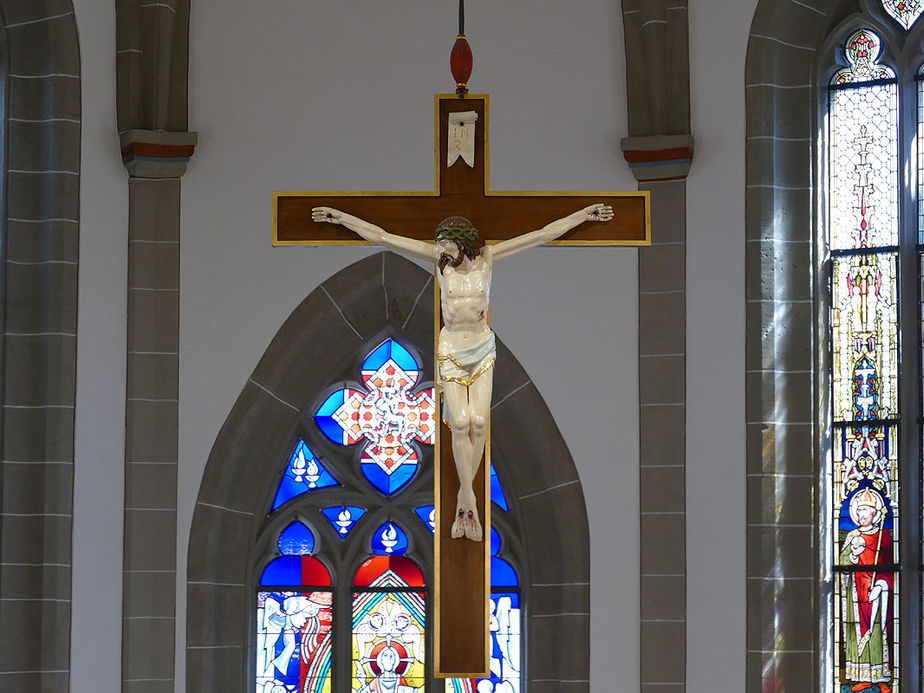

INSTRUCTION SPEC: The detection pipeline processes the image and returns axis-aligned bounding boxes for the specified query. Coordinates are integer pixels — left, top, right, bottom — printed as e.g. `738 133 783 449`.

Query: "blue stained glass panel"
272 440 339 511
278 521 316 556
490 463 509 511
491 557 518 588
490 527 502 556
321 506 366 538
260 555 331 587
361 454 417 496
362 338 419 374
414 505 436 533
371 521 409 555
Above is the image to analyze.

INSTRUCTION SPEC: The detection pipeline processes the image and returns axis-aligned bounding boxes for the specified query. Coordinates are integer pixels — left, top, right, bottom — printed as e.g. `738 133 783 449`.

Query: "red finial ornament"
450 0 472 97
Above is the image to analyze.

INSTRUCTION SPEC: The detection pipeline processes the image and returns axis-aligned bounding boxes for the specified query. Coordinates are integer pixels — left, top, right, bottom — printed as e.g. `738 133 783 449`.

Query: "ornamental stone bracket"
621 134 694 183
120 129 197 179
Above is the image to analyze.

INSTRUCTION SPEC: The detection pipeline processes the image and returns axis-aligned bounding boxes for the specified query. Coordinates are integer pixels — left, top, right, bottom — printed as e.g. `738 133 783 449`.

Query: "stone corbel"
120 129 197 178
621 133 694 183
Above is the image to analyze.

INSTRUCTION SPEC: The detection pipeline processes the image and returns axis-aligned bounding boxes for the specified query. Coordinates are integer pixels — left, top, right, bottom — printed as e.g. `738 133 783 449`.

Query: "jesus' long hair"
438 237 481 273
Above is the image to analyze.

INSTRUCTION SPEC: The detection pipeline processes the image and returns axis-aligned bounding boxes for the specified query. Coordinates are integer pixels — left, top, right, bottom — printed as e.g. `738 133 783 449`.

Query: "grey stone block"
640 405 685 466
122 616 175 680
7 16 78 77
746 650 815 693
1 0 76 29
3 335 76 407
639 293 685 355
187 505 253 584
2 461 73 515
746 79 813 140
186 583 248 647
639 243 685 294
4 263 78 334
125 399 178 464
520 486 589 585
123 570 176 618
250 287 364 409
2 406 75 462
746 576 815 652
7 172 79 220
745 369 813 424
746 473 814 526
746 524 814 578
128 178 181 242
640 620 685 682
528 614 589 680
746 135 811 190
382 251 435 330
8 119 80 173
122 681 175 693
0 562 70 600
0 599 71 671
128 241 179 291
6 220 79 263
640 514 685 575
641 685 683 693
9 73 80 121
746 421 815 476
750 0 827 49
0 670 68 690
529 583 589 618
127 352 178 400
123 509 177 571
644 180 687 245
639 354 684 406
195 382 294 512
744 299 813 373
745 184 811 243
127 288 179 353
125 462 177 511
745 237 812 304
640 466 685 514
0 512 72 566
186 644 246 693
640 574 686 621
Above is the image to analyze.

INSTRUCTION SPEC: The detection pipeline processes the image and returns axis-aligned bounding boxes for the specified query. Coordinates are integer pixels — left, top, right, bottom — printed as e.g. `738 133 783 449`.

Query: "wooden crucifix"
274 94 649 678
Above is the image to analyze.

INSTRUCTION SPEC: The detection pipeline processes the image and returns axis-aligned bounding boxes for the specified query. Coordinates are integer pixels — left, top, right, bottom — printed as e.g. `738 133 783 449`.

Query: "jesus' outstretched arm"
311 206 439 262
488 203 614 261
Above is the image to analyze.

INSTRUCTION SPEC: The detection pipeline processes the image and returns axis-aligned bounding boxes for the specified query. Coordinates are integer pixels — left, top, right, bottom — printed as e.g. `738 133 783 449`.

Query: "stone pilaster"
621 2 691 689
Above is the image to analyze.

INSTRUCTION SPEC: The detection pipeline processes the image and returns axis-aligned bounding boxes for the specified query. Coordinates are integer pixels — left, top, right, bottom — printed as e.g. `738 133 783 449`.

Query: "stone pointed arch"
0 1 80 691
186 251 590 692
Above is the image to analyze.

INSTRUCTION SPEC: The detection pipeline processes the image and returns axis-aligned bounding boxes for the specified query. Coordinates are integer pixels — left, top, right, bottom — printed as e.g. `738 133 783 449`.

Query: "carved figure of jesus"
311 204 614 541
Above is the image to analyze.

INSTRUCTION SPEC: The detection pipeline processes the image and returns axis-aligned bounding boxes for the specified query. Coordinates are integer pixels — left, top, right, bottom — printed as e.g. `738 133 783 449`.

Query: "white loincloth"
437 331 496 387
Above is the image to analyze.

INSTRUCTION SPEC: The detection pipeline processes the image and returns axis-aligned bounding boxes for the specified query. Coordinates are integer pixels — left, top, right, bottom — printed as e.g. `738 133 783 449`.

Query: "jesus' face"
438 239 460 258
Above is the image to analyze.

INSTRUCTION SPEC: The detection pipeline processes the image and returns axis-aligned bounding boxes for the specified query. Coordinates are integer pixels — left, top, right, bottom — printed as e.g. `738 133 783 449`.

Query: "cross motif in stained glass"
833 30 896 85
881 0 924 29
315 339 435 495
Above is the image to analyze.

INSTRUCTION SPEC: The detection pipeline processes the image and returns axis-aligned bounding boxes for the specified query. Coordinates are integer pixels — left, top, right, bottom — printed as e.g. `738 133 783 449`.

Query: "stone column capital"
621 134 694 183
120 129 197 178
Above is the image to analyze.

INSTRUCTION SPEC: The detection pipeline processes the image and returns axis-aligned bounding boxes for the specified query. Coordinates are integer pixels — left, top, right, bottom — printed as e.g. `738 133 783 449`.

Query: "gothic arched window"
824 7 924 691
253 337 523 693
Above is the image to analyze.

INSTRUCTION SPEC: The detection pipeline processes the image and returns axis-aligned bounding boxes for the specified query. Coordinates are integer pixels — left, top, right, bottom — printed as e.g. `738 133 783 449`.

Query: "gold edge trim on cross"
433 271 442 677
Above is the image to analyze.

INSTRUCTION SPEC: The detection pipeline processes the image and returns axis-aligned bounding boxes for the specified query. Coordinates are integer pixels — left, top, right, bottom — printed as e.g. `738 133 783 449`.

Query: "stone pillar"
115 2 194 691
621 2 692 691
0 2 81 691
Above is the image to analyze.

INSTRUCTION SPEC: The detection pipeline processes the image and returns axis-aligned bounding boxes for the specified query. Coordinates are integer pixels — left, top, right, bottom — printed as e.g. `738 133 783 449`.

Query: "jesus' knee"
470 413 487 436
449 409 472 436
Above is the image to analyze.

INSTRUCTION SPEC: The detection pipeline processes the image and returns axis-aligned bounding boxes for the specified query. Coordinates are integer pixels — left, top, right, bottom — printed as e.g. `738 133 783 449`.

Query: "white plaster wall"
180 0 638 690
71 2 129 693
686 1 757 692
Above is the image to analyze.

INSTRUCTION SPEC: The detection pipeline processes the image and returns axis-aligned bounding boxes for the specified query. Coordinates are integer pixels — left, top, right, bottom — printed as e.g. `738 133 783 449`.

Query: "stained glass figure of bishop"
312 203 613 540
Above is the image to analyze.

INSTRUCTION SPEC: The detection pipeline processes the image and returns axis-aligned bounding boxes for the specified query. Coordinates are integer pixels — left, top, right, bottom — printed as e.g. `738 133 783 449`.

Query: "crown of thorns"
435 216 479 243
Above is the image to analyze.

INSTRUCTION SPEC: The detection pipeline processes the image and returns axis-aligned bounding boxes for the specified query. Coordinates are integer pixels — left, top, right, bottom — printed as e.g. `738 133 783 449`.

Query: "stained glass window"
272 440 339 511
828 28 903 693
257 336 523 691
881 0 924 29
315 339 436 495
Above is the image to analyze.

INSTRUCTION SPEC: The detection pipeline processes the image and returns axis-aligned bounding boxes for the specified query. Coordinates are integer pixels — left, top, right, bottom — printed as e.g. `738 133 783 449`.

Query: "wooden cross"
274 94 649 678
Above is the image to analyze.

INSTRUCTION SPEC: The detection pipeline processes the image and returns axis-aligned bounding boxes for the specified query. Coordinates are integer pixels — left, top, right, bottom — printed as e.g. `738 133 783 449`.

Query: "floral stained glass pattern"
273 440 339 511
881 0 924 29
316 339 436 495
